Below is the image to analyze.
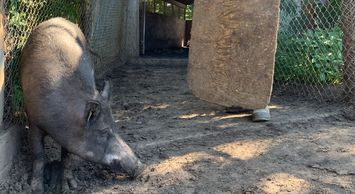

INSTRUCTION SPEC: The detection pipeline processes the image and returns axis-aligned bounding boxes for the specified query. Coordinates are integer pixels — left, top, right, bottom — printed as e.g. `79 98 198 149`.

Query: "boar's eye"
85 100 101 125
98 129 109 137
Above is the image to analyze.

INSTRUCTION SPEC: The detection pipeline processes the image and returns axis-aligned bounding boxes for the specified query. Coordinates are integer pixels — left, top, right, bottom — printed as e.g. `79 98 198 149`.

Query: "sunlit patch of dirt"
213 113 252 121
214 139 275 160
259 173 311 194
143 103 171 110
148 151 224 176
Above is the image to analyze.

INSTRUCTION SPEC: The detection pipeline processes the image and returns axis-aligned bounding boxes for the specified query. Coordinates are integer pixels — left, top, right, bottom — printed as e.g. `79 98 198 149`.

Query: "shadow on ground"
1 60 354 194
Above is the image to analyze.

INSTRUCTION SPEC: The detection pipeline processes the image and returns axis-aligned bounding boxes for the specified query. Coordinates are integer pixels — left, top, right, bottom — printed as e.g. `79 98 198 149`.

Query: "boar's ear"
101 80 111 101
85 100 101 125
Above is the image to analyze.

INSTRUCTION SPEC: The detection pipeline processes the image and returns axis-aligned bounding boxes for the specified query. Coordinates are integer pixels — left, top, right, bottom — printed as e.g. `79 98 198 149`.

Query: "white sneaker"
252 107 270 122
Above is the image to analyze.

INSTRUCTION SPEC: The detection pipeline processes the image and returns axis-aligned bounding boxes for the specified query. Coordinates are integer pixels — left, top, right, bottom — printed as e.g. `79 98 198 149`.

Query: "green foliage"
185 5 193 20
275 27 343 85
6 0 81 119
45 0 81 23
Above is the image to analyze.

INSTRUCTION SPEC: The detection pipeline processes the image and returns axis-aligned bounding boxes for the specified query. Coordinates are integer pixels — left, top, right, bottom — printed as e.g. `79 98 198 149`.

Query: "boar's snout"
111 158 145 178
103 133 145 178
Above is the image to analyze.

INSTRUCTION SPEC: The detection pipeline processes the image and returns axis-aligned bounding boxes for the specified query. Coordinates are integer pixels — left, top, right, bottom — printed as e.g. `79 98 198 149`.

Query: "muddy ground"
1 59 354 194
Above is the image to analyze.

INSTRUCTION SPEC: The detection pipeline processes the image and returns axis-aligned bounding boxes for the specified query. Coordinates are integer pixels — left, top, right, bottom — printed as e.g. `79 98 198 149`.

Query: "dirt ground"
1 59 354 194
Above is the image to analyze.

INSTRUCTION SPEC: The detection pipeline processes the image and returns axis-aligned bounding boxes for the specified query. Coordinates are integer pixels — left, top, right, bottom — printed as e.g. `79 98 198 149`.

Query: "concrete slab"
188 0 280 109
0 126 21 183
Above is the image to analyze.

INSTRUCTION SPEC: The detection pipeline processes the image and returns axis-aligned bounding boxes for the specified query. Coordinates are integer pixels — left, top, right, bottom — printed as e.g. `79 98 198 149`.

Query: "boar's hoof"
31 178 44 194
131 162 146 179
68 177 78 189
62 171 78 192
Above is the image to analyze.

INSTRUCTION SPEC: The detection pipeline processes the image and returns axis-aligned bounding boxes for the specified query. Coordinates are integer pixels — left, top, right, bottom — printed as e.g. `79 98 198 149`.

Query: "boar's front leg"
61 148 78 192
30 125 45 194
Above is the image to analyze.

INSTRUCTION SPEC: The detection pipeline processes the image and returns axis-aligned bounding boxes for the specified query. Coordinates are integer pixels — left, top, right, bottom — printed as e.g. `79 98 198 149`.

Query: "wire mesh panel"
3 0 82 127
2 0 133 127
275 0 344 101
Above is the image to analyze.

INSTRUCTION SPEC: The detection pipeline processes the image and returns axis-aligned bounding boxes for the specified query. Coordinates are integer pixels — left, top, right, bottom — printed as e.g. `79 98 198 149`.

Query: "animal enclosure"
0 0 354 193
2 0 355 126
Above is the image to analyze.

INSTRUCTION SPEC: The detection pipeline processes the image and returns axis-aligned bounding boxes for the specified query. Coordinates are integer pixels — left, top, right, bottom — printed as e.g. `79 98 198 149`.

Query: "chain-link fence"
275 0 349 102
2 0 138 128
3 0 82 127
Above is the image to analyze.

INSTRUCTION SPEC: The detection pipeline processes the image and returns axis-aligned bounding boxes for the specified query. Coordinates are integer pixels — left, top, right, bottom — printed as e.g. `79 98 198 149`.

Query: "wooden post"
163 1 166 14
142 0 146 55
153 0 156 13
342 0 355 103
188 0 280 109
80 0 92 38
0 0 5 129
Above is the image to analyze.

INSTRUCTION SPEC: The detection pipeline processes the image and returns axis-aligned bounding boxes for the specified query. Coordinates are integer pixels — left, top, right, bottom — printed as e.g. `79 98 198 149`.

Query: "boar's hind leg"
30 125 45 194
61 148 78 191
